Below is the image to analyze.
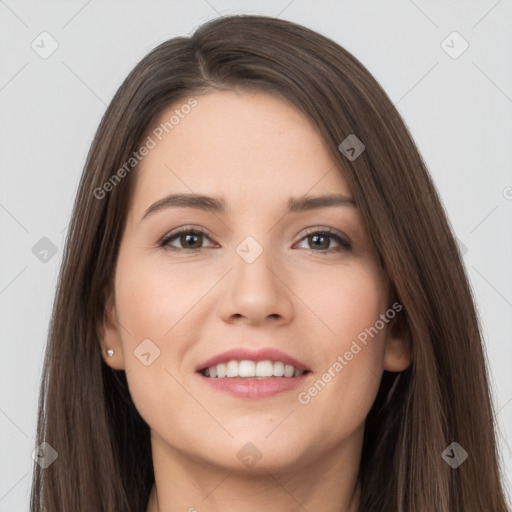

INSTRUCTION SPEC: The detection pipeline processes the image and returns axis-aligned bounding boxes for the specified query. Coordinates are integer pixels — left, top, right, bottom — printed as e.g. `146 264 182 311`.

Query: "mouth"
195 347 312 398
198 359 312 379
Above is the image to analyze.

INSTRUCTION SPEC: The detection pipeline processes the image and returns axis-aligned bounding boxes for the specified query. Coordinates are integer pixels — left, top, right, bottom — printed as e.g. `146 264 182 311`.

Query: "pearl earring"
106 348 115 358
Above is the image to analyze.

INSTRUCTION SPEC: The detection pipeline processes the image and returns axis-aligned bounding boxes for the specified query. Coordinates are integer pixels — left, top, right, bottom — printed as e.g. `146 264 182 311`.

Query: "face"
101 90 410 474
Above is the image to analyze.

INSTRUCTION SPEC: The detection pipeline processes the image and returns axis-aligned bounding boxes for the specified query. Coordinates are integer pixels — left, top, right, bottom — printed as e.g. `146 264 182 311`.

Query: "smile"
200 359 310 378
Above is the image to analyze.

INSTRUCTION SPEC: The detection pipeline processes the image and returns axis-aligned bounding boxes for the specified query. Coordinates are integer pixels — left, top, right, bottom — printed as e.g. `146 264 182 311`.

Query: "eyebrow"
141 193 356 221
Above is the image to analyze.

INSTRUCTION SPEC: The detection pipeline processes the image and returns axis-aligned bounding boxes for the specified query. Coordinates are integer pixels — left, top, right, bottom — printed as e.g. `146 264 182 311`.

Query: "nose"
218 245 294 327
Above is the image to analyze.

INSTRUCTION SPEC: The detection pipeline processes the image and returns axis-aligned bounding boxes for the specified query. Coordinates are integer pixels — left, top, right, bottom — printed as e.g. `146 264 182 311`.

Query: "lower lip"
198 373 310 398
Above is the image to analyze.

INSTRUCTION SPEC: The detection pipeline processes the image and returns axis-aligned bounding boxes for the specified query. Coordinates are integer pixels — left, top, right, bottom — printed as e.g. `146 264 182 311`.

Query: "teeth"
217 362 227 378
255 361 273 377
284 364 295 378
239 360 256 377
273 361 284 377
203 359 306 379
226 360 238 377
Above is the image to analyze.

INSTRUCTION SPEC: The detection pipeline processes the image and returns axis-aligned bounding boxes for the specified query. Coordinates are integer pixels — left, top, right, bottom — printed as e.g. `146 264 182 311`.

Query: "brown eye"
160 229 214 252
308 233 331 251
295 228 352 253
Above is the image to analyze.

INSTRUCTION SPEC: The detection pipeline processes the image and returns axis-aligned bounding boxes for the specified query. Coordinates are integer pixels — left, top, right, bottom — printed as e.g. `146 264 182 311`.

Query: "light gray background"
1 0 511 509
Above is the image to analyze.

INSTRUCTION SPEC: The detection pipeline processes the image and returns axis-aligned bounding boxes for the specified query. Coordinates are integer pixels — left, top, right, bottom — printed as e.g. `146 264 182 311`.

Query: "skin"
100 90 411 512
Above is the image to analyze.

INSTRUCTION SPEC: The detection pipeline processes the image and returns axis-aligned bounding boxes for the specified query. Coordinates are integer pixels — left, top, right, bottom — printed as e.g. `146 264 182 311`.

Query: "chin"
186 431 311 474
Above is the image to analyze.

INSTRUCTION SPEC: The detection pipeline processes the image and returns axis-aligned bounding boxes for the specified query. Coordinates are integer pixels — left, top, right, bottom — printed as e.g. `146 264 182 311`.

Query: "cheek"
292 264 388 430
112 249 235 427
291 261 388 352
115 250 209 341
112 252 194 415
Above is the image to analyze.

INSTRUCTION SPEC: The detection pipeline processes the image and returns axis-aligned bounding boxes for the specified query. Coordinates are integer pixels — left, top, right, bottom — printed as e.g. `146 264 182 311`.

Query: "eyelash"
159 226 352 254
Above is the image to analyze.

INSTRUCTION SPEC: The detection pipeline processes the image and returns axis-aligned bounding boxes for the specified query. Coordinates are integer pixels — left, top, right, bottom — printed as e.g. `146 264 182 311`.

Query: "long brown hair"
30 14 510 512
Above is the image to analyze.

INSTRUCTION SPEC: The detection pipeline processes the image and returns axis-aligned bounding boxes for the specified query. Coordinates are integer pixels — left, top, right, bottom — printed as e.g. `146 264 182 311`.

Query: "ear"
97 289 126 370
383 308 412 372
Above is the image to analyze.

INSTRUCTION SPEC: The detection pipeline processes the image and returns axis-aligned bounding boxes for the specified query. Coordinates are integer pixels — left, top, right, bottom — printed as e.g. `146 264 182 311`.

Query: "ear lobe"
383 313 412 372
97 291 125 370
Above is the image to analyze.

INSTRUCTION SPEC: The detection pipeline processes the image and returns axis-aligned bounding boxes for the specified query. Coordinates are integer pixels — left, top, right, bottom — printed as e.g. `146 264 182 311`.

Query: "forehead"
130 90 352 215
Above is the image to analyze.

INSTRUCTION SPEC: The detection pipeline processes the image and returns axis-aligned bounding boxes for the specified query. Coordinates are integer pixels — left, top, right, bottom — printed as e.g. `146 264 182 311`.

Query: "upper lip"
196 347 310 372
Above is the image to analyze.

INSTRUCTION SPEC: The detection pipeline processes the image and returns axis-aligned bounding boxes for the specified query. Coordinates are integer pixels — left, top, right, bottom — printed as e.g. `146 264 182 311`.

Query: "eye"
159 226 352 254
160 227 216 252
294 227 352 253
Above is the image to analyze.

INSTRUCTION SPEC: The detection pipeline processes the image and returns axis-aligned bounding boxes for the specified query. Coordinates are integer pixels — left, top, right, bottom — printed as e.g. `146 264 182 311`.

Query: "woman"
30 14 510 512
